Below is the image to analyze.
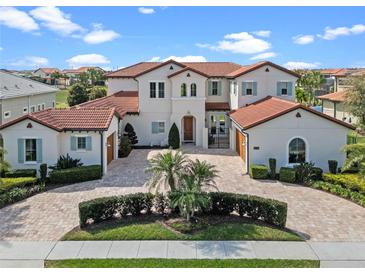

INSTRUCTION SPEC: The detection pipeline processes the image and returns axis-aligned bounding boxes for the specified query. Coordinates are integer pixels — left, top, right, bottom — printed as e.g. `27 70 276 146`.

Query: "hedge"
0 177 37 194
79 192 288 228
0 185 44 209
279 167 296 183
249 165 269 179
310 181 365 207
49 165 102 184
322 173 365 194
79 193 154 227
4 169 37 178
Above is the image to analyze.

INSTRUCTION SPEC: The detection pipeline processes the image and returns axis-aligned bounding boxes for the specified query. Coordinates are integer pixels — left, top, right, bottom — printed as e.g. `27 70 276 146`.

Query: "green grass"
62 220 302 241
56 89 69 108
45 258 319 268
348 130 365 144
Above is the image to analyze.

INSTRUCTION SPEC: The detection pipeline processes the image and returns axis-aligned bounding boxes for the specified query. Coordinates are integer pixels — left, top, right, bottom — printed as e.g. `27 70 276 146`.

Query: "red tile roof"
319 68 344 75
317 91 346 102
167 66 210 78
229 96 354 130
205 102 231 111
63 66 104 74
0 107 118 131
36 68 60 74
77 91 139 115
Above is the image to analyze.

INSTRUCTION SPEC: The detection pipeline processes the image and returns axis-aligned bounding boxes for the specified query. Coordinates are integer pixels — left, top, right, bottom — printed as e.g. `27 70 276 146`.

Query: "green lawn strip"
56 89 69 108
62 220 302 241
45 258 319 268
348 130 365 144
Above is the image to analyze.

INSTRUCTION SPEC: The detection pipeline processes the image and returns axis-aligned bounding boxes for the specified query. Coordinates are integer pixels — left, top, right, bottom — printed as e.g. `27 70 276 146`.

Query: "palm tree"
170 175 210 221
186 159 219 189
342 144 365 176
145 150 188 192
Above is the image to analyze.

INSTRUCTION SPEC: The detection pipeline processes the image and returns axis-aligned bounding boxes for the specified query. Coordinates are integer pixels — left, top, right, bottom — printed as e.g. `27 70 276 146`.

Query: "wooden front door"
107 133 114 165
235 129 246 161
184 116 193 141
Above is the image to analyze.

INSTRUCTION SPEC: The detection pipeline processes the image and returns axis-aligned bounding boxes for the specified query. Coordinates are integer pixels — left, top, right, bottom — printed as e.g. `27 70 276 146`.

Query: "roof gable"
168 67 209 78
318 91 346 102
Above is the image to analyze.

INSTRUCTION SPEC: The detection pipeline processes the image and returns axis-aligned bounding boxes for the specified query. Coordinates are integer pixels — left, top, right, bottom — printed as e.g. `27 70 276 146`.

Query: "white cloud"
138 7 155 14
83 24 120 44
250 52 277 60
253 30 271 38
198 32 271 54
318 24 365 40
283 61 320 70
10 56 49 67
30 6 84 36
0 47 3 51
293 34 315 45
0 7 39 32
66 54 110 68
149 56 207 62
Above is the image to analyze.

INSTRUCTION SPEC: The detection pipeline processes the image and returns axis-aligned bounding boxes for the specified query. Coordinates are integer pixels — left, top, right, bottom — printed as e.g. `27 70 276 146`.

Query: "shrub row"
4 169 37 178
0 177 38 194
49 165 102 184
310 181 365 207
79 193 154 227
0 185 44 209
249 165 269 179
79 192 288 228
322 173 365 194
279 167 296 183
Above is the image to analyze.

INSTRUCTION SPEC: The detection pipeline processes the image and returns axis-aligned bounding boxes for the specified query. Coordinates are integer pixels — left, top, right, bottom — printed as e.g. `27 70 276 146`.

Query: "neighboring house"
33 68 60 85
0 71 58 125
0 107 119 175
63 66 105 86
317 68 343 94
317 91 359 125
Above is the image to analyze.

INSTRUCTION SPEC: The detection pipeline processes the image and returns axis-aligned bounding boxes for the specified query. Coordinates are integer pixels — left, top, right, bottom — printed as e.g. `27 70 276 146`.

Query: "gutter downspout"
99 131 104 176
334 102 337 119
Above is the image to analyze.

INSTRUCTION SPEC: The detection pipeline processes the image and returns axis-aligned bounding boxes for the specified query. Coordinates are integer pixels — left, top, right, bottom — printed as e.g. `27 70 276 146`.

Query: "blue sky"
1 6 365 70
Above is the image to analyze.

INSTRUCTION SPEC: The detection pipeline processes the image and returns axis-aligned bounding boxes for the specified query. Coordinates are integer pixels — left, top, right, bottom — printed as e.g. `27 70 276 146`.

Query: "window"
191 83 197 96
77 137 87 150
4 111 11 119
152 121 165 134
30 106 35 113
37 104 41 111
41 103 45 110
288 138 306 164
52 101 55 108
150 82 156 98
23 107 28 113
212 81 218 95
181 83 187 97
280 82 290 95
25 139 37 162
158 82 165 98
245 82 253 95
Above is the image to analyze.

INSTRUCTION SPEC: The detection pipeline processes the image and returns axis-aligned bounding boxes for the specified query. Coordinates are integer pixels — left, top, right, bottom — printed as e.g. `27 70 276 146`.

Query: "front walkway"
0 148 365 241
1 240 365 268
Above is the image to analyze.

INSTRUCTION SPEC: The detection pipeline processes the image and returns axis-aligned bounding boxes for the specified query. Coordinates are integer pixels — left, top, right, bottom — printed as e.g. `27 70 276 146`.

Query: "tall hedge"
49 165 101 184
168 123 180 149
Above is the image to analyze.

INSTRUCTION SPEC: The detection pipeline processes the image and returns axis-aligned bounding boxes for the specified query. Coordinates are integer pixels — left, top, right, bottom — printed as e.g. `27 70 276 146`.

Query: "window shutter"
277 81 282 96
36 139 42 163
217 81 222 96
18 138 24 163
86 136 92 151
70 136 77 151
242 82 247 96
288 82 293 96
253 82 258 96
208 81 212 96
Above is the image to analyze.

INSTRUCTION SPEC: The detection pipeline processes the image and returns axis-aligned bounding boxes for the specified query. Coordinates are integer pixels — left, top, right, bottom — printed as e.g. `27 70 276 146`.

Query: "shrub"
0 177 37 194
119 135 131 158
322 173 365 194
168 123 180 149
328 160 338 174
5 169 36 178
153 193 168 214
279 167 296 183
312 167 323 180
124 123 138 146
39 164 48 182
294 162 315 185
67 83 89 106
49 154 83 171
88 86 107 100
0 185 44 209
79 193 154 227
249 165 269 179
268 158 276 179
49 165 101 184
207 192 237 215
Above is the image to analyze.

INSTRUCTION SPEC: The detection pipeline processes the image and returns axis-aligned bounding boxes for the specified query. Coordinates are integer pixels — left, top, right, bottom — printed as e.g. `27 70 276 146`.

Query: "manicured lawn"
348 130 365 144
62 219 302 241
45 258 319 268
56 89 69 108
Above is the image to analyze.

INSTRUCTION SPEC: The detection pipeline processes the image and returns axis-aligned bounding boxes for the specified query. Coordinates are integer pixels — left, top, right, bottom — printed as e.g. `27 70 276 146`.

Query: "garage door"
107 133 115 165
235 129 246 161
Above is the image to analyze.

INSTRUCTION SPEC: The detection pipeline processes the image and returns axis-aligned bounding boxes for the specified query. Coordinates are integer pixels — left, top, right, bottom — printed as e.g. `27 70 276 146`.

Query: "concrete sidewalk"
0 241 365 268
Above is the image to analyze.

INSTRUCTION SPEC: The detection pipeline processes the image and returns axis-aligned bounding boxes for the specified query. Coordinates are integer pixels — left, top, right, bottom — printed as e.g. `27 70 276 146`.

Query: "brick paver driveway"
1 148 365 241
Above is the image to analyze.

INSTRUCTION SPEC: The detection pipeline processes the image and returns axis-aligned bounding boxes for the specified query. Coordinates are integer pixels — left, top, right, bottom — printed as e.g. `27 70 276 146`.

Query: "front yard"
56 89 69 108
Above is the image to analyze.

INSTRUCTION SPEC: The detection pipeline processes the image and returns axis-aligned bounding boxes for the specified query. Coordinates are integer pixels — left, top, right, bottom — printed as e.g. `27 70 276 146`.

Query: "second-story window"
181 83 187 97
246 82 253 95
191 83 197 97
212 81 218 95
158 82 165 98
150 82 156 98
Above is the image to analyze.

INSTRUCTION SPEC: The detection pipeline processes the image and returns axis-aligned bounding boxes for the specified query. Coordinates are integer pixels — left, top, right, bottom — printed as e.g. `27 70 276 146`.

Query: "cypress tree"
168 123 180 149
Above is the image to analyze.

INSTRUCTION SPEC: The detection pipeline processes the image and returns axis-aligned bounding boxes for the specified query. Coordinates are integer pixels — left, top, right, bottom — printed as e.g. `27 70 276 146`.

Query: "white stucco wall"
205 78 230 103
245 109 350 172
108 78 138 94
234 65 298 107
322 100 358 125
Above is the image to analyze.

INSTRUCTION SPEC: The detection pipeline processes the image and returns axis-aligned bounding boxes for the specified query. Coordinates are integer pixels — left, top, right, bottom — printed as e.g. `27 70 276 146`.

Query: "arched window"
191 83 197 97
181 83 187 97
288 138 306 164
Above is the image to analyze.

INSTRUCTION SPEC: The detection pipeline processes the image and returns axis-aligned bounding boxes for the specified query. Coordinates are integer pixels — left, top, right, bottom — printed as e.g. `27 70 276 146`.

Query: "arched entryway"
182 116 196 143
